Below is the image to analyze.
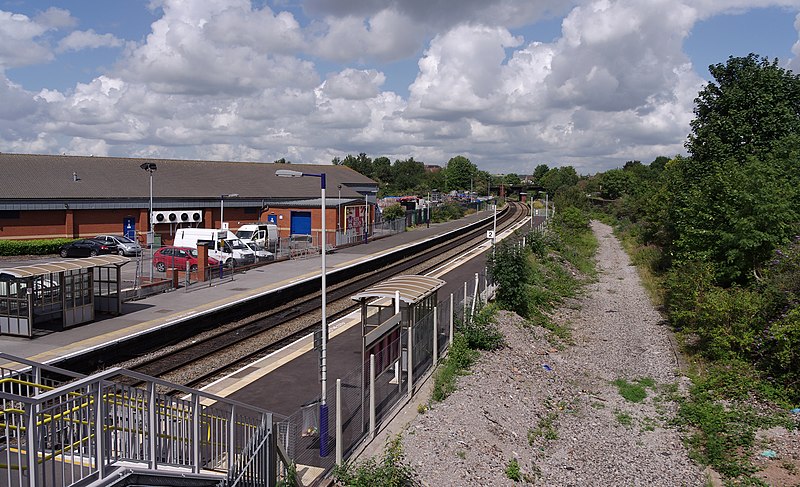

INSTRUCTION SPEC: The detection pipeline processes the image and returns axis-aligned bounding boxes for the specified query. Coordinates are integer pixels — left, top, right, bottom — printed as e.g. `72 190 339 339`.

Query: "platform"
0 209 497 367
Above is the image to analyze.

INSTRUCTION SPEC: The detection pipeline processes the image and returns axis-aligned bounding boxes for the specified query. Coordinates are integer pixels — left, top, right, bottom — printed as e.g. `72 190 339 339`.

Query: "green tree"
503 173 521 186
445 155 477 191
687 53 800 164
373 156 392 185
599 169 631 199
392 157 425 193
532 164 550 182
341 153 374 178
273 158 291 164
540 166 579 195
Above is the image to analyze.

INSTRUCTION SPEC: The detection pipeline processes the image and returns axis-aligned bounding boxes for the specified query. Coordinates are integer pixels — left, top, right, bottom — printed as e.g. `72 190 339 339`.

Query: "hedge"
0 238 77 256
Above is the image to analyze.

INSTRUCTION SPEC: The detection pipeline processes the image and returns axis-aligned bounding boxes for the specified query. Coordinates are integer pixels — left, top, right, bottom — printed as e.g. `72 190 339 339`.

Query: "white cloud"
3 0 800 174
322 69 385 99
0 10 53 68
33 7 76 29
57 29 124 52
408 25 523 118
789 12 800 72
311 10 426 62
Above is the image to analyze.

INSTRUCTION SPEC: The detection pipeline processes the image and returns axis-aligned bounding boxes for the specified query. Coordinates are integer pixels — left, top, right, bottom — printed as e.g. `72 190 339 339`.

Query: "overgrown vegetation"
332 436 417 487
430 304 503 402
582 54 800 483
488 205 596 340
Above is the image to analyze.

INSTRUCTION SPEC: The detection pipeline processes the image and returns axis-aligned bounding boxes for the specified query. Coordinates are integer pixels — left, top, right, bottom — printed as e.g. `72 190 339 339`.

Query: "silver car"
94 235 143 256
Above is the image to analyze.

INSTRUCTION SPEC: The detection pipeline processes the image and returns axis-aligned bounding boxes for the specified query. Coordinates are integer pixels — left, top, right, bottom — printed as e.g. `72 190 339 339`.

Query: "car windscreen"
236 230 254 239
117 236 135 243
189 249 199 257
227 239 247 250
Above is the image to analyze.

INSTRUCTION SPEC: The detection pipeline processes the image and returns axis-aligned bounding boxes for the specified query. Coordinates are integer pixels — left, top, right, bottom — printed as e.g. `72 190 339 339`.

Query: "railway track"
112 202 531 391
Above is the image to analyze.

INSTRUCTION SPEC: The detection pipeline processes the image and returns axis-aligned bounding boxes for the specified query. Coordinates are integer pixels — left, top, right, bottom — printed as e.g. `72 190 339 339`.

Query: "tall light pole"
140 162 157 281
276 169 330 457
220 193 239 229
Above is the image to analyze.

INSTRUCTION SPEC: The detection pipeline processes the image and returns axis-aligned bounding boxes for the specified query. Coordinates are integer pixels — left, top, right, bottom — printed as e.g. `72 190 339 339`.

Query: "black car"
59 238 118 258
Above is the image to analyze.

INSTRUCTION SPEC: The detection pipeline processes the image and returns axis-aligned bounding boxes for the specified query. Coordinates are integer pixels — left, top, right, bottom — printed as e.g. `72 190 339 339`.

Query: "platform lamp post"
276 168 330 457
140 162 157 281
220 193 239 229
337 184 342 240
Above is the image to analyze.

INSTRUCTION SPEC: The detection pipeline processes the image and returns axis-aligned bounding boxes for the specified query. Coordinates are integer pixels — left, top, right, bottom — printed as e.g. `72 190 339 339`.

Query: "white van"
173 228 256 268
236 223 279 253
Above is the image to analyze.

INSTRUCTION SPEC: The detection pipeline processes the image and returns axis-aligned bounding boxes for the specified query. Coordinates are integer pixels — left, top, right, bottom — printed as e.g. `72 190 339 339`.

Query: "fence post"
407 325 413 397
192 394 201 472
463 281 468 321
470 272 479 319
369 354 376 438
148 382 158 470
433 307 438 365
26 403 38 485
336 379 343 466
449 293 454 347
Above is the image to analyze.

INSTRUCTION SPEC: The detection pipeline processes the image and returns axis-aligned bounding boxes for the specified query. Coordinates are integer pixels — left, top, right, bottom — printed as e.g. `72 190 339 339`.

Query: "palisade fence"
276 269 497 476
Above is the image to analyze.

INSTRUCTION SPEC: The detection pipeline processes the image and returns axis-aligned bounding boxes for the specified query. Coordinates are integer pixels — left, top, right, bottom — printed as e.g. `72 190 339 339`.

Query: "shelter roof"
0 255 129 279
352 274 445 304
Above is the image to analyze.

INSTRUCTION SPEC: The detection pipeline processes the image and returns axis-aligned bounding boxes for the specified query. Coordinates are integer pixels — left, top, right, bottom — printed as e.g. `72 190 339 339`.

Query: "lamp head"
276 169 303 178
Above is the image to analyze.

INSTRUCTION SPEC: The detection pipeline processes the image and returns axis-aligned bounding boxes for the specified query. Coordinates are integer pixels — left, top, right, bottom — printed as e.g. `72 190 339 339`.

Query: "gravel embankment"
401 220 705 486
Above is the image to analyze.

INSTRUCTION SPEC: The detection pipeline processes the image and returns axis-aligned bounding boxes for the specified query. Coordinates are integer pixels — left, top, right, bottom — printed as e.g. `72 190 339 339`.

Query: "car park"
94 235 143 256
152 246 220 272
59 239 118 258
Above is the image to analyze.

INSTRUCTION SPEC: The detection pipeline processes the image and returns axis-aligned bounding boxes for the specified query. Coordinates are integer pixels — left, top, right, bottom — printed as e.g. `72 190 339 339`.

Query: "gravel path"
401 220 705 486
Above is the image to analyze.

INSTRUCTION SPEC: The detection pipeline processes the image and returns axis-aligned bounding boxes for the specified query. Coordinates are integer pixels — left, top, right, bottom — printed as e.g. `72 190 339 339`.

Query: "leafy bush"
382 204 406 221
0 238 77 256
332 436 416 487
430 202 465 223
554 206 590 233
431 333 478 401
488 241 531 317
460 303 504 351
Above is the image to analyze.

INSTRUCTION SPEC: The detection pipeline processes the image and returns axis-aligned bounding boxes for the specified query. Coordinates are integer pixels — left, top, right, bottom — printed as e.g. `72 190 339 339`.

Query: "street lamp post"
140 162 157 281
220 193 239 229
276 169 330 457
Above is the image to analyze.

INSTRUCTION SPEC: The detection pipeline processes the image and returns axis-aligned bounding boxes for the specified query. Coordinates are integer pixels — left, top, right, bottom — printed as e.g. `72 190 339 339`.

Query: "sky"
1 1 799 176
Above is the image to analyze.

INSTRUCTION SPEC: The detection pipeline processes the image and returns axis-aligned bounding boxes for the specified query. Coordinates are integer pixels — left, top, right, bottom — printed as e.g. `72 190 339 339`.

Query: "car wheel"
89 250 98 257
156 262 166 272
226 259 235 269
118 249 126 256
190 264 198 272
60 249 68 258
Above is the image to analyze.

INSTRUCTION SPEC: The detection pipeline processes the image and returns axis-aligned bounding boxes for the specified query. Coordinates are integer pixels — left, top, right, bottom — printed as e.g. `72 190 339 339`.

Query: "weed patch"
333 436 416 486
613 378 655 403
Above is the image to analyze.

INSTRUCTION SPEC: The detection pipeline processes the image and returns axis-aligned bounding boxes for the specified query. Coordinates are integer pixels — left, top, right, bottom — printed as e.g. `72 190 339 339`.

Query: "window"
0 210 20 219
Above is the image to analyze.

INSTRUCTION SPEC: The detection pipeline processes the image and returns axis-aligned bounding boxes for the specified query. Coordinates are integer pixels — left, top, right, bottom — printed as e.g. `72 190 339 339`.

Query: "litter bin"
301 400 320 437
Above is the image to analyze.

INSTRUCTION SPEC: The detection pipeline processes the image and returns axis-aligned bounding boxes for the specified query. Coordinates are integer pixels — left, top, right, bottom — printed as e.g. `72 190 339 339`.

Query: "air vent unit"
152 210 203 224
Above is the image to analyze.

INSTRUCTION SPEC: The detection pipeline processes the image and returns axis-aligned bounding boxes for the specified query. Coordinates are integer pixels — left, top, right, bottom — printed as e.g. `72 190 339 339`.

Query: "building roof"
0 153 376 201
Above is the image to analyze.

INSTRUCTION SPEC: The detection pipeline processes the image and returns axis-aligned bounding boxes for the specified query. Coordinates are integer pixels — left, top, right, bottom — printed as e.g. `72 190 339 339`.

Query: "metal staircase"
0 353 288 487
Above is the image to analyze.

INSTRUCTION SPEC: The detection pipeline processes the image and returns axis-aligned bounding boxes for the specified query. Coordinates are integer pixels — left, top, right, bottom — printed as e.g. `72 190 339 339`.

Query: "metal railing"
0 353 286 487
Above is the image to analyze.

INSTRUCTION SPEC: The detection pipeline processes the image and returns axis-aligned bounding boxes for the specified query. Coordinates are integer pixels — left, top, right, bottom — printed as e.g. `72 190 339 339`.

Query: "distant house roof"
0 153 377 202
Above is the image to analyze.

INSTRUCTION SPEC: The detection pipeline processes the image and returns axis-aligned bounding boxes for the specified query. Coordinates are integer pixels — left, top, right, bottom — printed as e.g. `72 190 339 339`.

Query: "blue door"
290 211 311 235
123 217 136 239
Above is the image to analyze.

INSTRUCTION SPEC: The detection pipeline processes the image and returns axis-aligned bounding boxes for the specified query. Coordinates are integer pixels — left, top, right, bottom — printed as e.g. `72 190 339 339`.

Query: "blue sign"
123 217 136 239
267 213 277 224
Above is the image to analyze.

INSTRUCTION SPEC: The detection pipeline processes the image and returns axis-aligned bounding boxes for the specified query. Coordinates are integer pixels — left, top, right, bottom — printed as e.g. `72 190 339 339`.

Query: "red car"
152 246 219 272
